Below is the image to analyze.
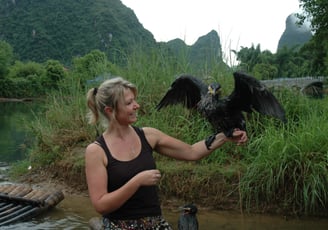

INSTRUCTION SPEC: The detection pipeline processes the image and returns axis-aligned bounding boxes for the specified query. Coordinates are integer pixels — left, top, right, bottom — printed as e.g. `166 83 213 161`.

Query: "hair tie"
93 87 98 96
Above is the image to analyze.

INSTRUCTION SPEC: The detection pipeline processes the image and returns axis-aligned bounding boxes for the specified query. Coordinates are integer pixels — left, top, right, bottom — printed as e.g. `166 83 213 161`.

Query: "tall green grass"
240 91 328 215
26 76 94 167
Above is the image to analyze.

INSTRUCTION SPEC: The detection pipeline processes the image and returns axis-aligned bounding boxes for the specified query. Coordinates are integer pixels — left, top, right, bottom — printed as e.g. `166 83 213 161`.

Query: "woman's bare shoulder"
141 127 165 147
142 126 167 137
85 142 104 157
142 126 158 133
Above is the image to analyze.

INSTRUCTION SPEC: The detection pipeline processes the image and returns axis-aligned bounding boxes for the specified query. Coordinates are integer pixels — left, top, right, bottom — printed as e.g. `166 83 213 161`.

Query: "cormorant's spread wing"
156 75 208 110
228 71 286 122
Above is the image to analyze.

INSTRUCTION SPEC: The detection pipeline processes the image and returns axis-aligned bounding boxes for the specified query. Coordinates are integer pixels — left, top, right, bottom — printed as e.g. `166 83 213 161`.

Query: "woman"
85 77 247 229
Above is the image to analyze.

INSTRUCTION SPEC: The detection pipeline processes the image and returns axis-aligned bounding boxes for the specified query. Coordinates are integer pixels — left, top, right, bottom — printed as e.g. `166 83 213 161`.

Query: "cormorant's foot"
224 129 234 138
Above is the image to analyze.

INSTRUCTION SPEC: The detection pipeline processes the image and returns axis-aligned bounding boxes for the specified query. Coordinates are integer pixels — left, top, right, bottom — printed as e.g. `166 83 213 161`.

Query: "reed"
240 94 328 215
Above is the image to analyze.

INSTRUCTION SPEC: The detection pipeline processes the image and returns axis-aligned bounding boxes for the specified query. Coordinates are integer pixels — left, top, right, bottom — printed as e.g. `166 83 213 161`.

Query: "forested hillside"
0 0 156 65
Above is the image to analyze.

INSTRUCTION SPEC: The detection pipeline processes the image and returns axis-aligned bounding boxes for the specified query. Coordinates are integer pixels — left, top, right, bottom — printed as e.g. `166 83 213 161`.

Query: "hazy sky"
121 0 302 54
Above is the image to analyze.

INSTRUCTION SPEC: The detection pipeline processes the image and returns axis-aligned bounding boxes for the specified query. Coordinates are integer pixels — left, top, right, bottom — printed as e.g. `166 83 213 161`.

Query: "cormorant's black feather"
155 75 208 110
156 71 286 137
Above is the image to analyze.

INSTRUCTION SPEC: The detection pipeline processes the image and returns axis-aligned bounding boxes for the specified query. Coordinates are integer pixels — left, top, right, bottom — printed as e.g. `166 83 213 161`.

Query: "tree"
8 61 45 79
44 60 67 89
72 49 110 82
6 61 46 97
298 0 328 75
253 63 278 80
233 44 278 78
233 44 262 72
0 41 14 79
298 0 328 33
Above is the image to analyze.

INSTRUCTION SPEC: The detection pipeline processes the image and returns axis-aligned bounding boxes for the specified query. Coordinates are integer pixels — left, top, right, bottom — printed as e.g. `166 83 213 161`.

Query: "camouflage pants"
102 216 172 230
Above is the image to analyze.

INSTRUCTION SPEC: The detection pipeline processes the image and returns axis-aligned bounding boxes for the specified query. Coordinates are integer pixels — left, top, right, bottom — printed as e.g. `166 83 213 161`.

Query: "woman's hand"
136 169 162 186
228 129 248 145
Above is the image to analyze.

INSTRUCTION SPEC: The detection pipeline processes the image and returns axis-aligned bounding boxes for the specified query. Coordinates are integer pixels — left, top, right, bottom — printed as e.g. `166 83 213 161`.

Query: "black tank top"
96 126 161 220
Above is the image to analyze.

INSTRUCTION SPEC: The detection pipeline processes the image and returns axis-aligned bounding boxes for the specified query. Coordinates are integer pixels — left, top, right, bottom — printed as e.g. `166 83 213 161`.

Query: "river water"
1 102 328 229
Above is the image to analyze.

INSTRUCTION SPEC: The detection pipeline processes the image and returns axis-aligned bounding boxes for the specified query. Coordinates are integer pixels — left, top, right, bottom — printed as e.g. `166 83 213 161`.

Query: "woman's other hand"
136 169 161 186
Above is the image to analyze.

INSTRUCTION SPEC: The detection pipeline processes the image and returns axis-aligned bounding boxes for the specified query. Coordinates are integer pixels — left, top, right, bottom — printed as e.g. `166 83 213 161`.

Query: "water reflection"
0 214 90 230
0 102 42 163
164 208 328 230
0 194 95 230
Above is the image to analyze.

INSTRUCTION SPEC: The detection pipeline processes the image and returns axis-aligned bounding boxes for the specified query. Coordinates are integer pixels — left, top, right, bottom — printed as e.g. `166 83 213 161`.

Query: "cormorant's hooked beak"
179 206 192 215
178 204 198 215
208 83 221 96
179 206 191 211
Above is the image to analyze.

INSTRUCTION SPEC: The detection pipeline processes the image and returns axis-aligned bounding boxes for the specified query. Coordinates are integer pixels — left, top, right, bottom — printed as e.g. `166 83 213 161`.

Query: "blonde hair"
86 77 137 125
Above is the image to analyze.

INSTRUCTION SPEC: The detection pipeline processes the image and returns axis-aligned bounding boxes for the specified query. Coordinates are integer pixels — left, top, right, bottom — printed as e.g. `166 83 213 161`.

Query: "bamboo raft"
0 183 64 226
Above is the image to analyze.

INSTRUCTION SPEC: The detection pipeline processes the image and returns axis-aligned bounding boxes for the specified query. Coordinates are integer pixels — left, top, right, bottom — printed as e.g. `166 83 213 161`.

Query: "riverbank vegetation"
6 45 327 218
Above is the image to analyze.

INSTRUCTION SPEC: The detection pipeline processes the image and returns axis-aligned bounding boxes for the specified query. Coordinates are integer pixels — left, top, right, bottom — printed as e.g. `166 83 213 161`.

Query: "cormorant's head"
208 83 221 96
179 204 198 215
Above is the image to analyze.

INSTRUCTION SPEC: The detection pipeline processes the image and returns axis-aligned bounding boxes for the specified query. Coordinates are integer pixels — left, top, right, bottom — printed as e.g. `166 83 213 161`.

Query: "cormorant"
156 71 286 138
178 204 199 230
